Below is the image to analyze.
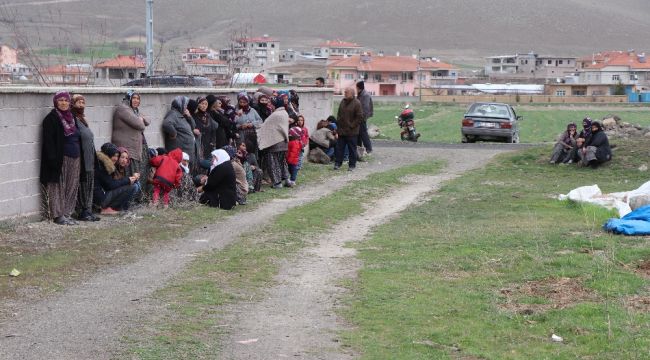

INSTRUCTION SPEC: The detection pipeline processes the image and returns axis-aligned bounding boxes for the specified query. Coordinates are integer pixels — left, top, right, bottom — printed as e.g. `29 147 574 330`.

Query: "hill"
1 0 649 64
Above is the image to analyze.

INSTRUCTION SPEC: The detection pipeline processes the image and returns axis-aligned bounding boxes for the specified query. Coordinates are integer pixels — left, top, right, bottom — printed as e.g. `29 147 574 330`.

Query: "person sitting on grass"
197 149 237 210
222 145 249 205
549 123 578 164
149 148 183 209
93 143 138 215
578 121 612 168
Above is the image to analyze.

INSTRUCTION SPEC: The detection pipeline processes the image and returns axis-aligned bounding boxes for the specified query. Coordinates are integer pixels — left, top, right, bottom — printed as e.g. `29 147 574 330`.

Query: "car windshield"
466 104 511 118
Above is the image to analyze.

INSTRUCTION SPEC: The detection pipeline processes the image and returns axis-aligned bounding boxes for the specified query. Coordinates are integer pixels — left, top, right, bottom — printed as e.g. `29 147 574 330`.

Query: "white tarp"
558 181 650 217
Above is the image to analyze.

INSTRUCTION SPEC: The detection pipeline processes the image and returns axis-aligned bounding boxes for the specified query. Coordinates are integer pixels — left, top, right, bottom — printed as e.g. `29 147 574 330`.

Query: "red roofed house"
327 53 458 96
313 40 363 59
40 64 92 86
546 50 650 98
94 55 146 86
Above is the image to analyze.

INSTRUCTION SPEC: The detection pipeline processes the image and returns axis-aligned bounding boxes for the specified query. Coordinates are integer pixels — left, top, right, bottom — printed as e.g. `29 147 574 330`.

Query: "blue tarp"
603 204 650 235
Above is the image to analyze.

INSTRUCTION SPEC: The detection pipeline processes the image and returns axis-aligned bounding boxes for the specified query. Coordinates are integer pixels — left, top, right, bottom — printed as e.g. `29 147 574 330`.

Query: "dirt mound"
602 114 650 140
499 277 598 315
636 259 650 278
623 295 650 313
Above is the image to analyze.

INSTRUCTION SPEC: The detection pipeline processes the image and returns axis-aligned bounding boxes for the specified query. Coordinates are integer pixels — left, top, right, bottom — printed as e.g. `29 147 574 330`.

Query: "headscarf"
187 99 199 115
124 90 140 113
237 93 250 113
171 96 189 113
180 152 190 173
273 94 287 109
70 93 87 126
565 122 577 138
53 91 76 136
221 144 237 160
116 146 130 167
581 117 592 138
591 121 603 132
257 86 274 98
194 97 210 125
210 149 230 171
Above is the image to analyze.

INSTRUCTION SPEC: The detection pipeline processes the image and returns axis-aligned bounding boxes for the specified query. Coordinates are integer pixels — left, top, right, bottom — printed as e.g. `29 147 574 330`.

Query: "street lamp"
418 48 422 103
146 0 154 77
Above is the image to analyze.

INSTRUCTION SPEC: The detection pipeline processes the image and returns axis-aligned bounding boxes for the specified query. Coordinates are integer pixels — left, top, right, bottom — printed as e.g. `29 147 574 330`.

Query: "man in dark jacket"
334 87 364 170
356 80 373 154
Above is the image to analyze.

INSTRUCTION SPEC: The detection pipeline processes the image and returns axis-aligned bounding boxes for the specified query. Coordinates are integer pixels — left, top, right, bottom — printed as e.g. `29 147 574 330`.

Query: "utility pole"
145 0 154 77
418 48 422 103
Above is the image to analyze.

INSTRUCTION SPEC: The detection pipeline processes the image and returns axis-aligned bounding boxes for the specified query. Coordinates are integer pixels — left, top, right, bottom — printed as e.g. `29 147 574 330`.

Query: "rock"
639 164 649 172
602 117 617 129
367 124 381 138
622 122 631 127
644 132 650 138
629 194 650 210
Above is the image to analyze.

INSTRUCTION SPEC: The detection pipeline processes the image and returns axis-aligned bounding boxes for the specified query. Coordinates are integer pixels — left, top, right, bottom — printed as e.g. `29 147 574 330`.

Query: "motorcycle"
396 105 420 142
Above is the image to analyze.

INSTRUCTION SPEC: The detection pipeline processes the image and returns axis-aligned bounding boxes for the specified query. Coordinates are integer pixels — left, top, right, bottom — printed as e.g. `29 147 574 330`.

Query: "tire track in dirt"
218 153 498 359
0 147 505 360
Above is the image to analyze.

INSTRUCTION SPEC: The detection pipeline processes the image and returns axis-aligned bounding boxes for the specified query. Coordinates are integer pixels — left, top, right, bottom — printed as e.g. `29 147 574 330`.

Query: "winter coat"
336 97 363 137
257 108 289 151
287 139 301 166
162 109 199 164
586 130 612 162
194 112 219 160
76 117 96 175
357 89 373 121
310 127 336 149
112 103 149 162
93 151 131 206
232 159 249 196
200 161 237 210
150 148 183 189
210 110 234 149
234 108 263 129
40 110 67 184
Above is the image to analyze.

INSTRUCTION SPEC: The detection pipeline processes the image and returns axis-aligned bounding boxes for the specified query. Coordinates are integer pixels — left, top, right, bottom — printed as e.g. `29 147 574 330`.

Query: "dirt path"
0 146 505 360
218 153 498 359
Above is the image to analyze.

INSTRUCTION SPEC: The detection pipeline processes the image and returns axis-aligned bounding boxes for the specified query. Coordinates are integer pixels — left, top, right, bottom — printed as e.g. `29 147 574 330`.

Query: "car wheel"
507 132 520 143
461 135 475 143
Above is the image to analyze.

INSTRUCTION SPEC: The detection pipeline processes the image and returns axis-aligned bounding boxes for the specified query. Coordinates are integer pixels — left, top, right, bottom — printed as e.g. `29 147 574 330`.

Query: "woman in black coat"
198 149 237 210
579 121 612 168
207 95 235 149
40 91 81 225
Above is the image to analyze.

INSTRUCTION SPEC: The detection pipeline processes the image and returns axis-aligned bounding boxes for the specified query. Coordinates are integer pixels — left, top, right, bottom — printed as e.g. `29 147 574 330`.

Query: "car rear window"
466 104 510 118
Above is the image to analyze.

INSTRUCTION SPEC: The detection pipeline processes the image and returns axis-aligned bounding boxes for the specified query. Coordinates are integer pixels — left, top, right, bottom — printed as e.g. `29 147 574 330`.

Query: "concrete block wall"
0 87 333 219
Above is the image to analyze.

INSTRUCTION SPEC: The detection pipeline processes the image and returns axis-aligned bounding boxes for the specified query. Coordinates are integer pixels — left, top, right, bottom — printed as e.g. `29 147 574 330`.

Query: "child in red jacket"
149 148 183 208
286 127 302 187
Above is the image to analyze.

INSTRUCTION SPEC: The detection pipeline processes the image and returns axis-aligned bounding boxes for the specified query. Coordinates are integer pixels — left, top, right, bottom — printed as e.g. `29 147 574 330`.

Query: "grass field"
342 140 650 359
36 42 145 63
368 103 650 144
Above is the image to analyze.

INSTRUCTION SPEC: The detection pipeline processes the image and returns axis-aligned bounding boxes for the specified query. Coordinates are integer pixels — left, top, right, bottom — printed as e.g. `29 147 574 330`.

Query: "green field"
342 141 650 359
37 42 145 63
367 103 650 143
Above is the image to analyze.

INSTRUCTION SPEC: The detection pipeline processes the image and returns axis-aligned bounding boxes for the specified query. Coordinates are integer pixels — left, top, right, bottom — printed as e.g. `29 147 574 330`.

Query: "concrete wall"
0 86 333 219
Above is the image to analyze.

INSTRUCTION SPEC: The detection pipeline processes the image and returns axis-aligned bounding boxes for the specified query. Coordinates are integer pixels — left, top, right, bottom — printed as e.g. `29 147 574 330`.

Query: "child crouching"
149 148 183 208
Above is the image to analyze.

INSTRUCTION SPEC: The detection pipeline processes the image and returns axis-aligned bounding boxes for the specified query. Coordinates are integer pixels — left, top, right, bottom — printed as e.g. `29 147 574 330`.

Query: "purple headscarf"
53 91 76 136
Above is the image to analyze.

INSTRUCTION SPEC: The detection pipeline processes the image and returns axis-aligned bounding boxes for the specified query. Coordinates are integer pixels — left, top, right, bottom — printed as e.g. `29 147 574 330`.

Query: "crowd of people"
39 80 373 225
549 117 612 168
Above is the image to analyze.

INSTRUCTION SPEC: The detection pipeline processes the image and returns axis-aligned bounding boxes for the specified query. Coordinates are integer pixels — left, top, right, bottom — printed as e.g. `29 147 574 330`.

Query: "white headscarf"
210 149 230 171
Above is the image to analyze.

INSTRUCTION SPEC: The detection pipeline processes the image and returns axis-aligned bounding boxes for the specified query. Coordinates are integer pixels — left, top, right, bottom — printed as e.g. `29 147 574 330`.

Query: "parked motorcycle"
396 105 420 142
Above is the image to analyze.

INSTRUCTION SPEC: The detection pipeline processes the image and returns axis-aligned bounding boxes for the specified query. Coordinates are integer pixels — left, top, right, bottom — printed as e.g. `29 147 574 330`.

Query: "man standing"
334 87 364 171
356 80 373 154
315 77 325 87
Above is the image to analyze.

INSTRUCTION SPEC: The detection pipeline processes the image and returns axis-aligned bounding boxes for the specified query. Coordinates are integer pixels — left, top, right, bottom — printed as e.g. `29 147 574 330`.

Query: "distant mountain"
1 0 649 64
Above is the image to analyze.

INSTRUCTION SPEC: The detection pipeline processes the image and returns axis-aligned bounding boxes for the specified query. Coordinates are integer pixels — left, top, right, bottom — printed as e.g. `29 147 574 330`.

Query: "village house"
183 58 229 84
40 64 92 86
94 55 146 86
546 50 650 101
219 35 279 73
313 40 363 59
484 52 578 81
327 53 458 96
181 47 219 62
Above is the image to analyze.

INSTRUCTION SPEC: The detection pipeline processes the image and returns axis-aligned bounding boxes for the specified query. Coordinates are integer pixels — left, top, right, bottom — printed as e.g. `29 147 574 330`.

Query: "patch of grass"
341 140 650 359
36 42 145 63
0 162 333 307
366 103 650 143
123 160 444 358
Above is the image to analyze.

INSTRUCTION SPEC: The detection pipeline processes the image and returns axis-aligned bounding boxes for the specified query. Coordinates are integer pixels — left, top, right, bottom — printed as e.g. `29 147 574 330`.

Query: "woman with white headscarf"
197 149 237 210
